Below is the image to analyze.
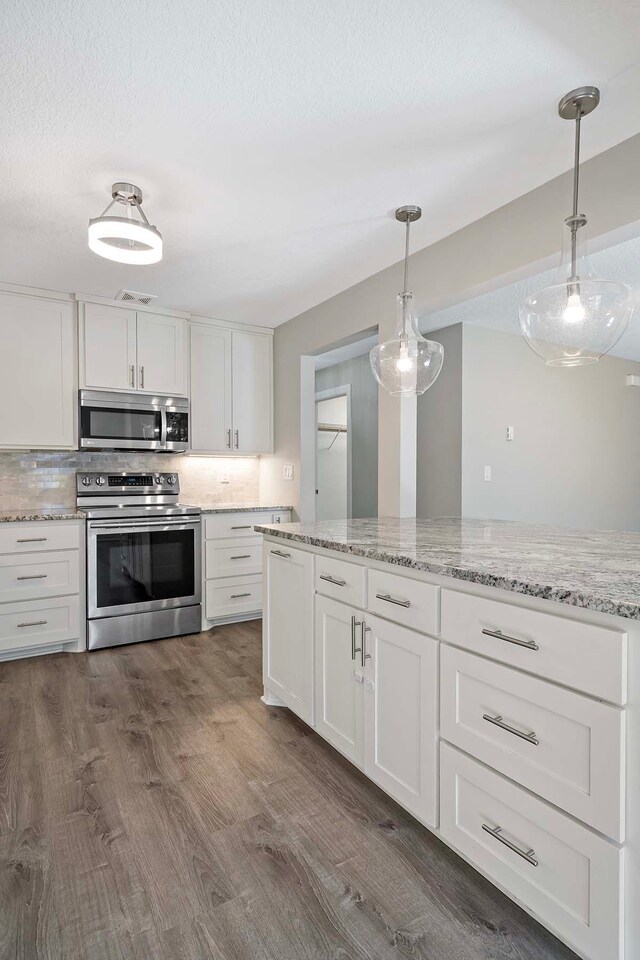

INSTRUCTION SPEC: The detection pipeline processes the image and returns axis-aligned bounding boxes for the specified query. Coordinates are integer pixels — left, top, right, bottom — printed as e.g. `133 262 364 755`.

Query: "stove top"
78 504 200 520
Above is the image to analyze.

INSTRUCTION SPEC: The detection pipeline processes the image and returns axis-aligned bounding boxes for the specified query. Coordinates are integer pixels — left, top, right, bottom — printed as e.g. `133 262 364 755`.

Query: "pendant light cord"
568 107 584 283
402 217 411 295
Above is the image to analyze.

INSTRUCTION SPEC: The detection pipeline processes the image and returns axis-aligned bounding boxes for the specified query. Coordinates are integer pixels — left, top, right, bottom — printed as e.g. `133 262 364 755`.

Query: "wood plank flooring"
0 621 579 960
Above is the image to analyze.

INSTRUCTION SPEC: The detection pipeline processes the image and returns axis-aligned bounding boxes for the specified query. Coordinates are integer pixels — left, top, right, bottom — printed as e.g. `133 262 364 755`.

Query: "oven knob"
155 476 164 485
166 475 176 485
95 476 106 486
81 476 92 486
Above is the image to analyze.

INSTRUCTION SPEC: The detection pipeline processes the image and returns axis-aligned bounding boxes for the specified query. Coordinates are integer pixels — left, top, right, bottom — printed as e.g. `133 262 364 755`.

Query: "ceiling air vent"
115 289 158 306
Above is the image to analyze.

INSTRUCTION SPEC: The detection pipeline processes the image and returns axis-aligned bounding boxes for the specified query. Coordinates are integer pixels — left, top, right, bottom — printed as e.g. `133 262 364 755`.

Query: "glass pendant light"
88 182 163 264
519 87 633 366
370 205 444 396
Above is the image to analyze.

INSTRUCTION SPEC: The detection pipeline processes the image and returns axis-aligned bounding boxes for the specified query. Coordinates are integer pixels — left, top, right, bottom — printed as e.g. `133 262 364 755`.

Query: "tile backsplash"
0 452 260 511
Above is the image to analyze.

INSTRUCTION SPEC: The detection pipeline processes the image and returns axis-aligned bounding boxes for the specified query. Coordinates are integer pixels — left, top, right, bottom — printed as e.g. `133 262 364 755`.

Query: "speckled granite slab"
199 504 292 514
255 517 640 620
0 510 85 523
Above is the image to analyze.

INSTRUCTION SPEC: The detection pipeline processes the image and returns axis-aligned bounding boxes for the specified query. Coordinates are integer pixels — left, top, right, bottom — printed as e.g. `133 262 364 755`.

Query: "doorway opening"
315 388 351 521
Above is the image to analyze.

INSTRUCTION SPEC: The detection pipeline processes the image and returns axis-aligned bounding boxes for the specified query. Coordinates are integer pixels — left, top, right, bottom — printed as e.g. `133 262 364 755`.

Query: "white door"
364 614 439 828
232 331 272 453
189 324 233 452
315 595 364 766
82 302 137 391
263 542 314 724
136 313 187 395
0 293 75 449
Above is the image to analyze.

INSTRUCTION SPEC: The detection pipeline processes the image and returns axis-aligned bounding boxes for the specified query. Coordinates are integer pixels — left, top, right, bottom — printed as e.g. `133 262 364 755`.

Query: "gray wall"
316 352 378 518
461 324 640 531
259 133 640 518
417 324 463 518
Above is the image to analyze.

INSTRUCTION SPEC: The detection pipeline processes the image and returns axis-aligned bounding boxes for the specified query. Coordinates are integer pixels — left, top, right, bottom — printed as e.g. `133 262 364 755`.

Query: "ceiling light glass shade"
88 216 163 265
519 222 633 366
370 293 444 396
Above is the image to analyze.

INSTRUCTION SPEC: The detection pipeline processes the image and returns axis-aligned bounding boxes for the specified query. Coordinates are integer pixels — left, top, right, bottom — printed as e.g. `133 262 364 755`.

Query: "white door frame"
314 384 352 521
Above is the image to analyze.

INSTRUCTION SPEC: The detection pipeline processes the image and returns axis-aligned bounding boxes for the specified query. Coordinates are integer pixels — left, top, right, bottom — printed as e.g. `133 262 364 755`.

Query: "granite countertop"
0 510 85 523
198 503 293 514
254 516 640 620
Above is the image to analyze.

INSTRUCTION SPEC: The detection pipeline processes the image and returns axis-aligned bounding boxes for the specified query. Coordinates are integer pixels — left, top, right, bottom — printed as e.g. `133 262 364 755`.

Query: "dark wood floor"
0 621 578 960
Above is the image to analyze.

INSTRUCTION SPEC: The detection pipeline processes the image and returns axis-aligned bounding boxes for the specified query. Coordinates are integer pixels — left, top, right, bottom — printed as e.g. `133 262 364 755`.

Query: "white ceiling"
3 0 640 326
424 234 640 361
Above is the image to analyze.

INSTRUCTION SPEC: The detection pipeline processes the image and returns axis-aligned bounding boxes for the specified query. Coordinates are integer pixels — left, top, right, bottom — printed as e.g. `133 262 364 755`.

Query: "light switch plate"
282 464 294 480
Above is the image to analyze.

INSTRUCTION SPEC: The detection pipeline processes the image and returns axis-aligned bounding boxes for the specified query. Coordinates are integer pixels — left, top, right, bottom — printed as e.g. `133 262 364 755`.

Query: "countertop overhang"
255 516 640 620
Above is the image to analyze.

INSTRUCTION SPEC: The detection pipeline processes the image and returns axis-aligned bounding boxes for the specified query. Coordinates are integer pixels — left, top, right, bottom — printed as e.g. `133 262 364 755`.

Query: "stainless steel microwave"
79 390 189 452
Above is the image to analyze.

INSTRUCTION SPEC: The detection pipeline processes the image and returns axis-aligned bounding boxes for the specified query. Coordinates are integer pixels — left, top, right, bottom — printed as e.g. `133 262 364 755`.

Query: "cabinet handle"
16 537 47 544
140 365 145 389
227 429 232 449
17 619 48 628
375 592 410 608
271 549 291 559
482 628 538 651
130 364 135 388
361 621 371 667
234 429 239 449
17 574 48 581
231 525 252 530
230 592 251 599
351 614 362 661
482 713 539 746
481 824 538 867
230 554 251 560
319 574 346 587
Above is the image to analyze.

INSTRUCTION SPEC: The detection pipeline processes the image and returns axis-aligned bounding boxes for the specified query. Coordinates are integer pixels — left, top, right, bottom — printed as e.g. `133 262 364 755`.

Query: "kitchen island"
256 516 640 960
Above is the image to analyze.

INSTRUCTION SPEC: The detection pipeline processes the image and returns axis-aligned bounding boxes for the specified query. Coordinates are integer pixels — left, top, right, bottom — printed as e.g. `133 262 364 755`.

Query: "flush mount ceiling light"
370 206 444 397
88 182 163 265
519 87 633 366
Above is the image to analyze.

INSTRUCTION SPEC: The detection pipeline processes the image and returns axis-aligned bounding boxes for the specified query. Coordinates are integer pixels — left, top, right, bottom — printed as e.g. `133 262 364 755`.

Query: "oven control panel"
76 472 180 494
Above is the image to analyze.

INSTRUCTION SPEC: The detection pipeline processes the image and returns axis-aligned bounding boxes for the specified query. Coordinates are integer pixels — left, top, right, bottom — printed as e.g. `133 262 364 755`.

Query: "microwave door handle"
161 407 167 449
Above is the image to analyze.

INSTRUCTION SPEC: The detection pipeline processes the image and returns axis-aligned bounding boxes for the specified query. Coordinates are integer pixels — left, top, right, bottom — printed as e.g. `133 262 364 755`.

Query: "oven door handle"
89 518 201 530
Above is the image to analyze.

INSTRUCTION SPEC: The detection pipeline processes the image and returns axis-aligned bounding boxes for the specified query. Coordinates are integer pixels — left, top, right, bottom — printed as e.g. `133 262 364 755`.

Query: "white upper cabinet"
232 330 273 453
136 312 187 395
80 301 187 396
189 324 233 453
189 321 274 455
0 292 75 450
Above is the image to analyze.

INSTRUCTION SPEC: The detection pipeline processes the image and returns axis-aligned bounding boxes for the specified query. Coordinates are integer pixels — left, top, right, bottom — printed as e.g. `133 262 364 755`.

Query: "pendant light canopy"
519 87 633 366
370 206 444 396
88 183 163 265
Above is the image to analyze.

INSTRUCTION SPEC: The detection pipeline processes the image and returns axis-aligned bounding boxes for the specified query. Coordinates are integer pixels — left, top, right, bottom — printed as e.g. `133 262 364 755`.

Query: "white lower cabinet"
315 595 364 765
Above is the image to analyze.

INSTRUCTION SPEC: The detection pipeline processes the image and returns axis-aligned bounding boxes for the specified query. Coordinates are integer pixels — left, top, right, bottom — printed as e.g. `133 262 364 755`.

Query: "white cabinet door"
315 595 364 766
364 614 439 828
0 293 75 449
263 542 314 724
189 324 233 452
82 302 137 391
232 331 273 453
136 312 187 395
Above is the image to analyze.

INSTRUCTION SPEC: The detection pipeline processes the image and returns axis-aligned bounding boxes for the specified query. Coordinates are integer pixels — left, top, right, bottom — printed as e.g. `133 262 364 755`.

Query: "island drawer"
0 551 80 605
367 568 439 636
315 555 366 608
0 522 81 556
440 743 622 960
440 589 626 704
440 645 625 842
0 595 80 652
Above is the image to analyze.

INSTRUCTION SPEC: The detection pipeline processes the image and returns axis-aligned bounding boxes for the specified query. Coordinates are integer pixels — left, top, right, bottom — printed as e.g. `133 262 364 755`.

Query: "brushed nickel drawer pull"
376 592 410 608
230 592 251 599
482 824 538 866
482 627 539 651
16 537 47 543
17 619 48 628
231 525 252 530
351 614 362 661
230 554 251 560
17 574 48 581
483 713 539 745
319 574 347 587
271 549 291 559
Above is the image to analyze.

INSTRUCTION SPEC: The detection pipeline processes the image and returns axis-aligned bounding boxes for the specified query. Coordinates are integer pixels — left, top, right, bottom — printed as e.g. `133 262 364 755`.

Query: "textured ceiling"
3 0 640 326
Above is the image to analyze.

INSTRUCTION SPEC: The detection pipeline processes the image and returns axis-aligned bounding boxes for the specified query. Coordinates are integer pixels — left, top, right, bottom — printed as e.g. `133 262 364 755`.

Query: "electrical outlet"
484 465 492 481
506 426 514 441
282 464 294 480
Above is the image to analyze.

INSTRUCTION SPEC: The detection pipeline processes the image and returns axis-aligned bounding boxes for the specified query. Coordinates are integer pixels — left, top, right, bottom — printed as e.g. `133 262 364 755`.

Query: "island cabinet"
261 532 640 960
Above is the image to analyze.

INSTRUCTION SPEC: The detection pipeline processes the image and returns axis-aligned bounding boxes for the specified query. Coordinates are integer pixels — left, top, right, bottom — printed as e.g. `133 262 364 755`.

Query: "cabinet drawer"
206 539 262 579
0 551 80 604
440 645 624 841
0 596 80 652
441 589 626 704
367 568 439 636
315 555 366 608
204 513 274 540
440 743 622 960
0 522 81 556
205 576 262 619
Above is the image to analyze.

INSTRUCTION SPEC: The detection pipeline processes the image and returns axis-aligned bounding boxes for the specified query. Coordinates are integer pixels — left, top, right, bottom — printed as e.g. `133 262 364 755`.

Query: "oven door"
87 517 201 618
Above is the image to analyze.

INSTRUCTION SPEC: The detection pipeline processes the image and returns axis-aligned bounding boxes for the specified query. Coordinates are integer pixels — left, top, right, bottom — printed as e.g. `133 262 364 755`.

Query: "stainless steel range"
77 471 201 650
